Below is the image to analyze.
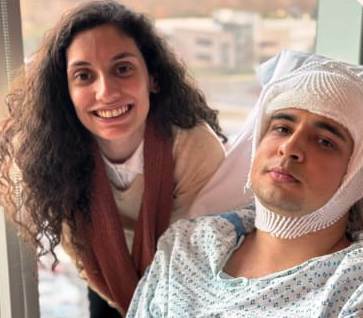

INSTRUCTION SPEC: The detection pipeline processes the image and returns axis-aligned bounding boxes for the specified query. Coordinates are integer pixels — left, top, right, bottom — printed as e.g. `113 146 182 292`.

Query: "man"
126 53 363 317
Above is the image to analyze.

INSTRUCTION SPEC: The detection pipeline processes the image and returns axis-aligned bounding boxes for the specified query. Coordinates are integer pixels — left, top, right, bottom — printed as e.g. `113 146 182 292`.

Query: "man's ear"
149 76 159 93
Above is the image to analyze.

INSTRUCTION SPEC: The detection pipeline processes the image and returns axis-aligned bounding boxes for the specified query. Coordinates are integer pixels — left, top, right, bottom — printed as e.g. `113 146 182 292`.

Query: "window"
4 1 363 318
196 37 213 46
195 53 212 61
17 1 320 313
155 6 318 137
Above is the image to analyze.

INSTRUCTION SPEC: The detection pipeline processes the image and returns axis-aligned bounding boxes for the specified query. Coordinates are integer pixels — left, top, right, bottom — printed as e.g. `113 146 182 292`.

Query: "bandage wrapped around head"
251 51 363 239
188 50 363 240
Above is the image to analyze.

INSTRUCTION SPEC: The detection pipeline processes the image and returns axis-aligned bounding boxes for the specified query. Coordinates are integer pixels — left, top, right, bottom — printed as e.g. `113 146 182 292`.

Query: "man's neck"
224 214 350 279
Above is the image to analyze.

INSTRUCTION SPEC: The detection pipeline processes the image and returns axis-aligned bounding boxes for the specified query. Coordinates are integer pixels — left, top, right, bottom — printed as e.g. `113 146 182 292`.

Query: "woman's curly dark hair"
0 0 226 263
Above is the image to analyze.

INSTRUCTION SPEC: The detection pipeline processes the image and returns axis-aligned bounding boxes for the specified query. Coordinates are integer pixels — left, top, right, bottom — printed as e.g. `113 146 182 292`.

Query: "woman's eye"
115 64 133 76
74 71 92 82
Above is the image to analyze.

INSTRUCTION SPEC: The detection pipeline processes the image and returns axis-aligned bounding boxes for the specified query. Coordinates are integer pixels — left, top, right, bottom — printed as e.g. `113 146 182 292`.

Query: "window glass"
19 1 317 317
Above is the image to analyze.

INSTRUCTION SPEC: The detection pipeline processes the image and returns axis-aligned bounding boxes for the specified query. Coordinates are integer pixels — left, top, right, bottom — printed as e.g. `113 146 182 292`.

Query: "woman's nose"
95 75 121 103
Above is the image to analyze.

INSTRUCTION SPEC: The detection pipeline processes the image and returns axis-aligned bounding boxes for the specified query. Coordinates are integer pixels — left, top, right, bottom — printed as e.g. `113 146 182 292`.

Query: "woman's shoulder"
168 122 226 220
172 121 223 149
171 122 225 164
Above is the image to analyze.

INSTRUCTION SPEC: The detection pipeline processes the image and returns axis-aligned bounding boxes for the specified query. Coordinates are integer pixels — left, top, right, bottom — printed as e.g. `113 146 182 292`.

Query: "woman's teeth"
95 105 131 118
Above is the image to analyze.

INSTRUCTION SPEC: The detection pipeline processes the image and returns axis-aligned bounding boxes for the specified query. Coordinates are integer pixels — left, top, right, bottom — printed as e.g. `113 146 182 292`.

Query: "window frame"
315 0 363 64
0 0 40 317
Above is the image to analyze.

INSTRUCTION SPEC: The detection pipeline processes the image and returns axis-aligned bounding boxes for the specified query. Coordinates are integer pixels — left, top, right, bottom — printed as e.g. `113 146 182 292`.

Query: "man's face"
251 108 354 216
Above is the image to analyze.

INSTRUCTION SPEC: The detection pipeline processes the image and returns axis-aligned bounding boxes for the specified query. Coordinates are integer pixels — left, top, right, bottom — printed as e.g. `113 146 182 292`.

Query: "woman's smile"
94 103 133 119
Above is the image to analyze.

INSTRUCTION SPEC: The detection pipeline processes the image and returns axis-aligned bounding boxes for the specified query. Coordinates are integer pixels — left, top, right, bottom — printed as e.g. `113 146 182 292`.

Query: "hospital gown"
127 211 363 318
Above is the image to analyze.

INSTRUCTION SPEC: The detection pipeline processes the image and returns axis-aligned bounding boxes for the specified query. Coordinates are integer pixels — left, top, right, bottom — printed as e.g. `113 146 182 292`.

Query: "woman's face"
66 24 152 154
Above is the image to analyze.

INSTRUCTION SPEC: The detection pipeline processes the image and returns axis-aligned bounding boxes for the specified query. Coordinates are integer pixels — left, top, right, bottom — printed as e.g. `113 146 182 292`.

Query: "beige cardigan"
108 123 226 249
62 122 225 308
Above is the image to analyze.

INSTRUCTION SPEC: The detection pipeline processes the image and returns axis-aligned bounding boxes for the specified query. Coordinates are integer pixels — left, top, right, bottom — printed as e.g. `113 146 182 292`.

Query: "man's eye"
272 126 290 135
318 138 336 150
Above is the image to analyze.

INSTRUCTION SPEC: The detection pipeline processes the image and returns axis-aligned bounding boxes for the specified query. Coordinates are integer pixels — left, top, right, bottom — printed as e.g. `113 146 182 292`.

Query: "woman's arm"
171 122 226 222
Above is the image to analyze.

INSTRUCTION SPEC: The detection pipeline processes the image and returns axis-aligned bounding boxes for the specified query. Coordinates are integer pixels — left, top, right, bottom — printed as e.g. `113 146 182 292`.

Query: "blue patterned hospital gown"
126 211 363 318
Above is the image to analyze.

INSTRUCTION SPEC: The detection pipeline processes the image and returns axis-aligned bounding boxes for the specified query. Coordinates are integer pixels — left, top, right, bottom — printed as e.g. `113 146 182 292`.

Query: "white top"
102 140 144 190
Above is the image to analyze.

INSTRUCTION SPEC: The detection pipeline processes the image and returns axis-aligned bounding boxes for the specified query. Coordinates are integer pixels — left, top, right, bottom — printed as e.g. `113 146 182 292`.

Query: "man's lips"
268 167 299 183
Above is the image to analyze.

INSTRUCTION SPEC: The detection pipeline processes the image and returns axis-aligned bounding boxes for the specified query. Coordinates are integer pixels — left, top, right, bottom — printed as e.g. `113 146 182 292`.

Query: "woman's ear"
149 76 159 93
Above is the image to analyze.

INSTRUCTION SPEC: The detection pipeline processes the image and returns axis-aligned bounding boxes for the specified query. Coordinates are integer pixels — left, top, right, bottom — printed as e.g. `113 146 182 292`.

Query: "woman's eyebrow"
67 60 91 68
111 52 138 61
68 52 138 68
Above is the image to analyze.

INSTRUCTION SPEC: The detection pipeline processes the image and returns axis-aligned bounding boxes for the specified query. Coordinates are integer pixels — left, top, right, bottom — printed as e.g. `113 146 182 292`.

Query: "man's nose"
96 75 121 103
278 134 304 162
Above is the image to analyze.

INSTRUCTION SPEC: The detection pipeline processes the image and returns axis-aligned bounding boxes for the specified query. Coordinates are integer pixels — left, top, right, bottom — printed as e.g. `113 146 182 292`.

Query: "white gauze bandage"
251 60 363 239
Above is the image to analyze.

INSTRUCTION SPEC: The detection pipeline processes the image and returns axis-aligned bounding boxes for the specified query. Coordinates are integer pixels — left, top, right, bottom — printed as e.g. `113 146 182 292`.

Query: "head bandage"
252 57 363 239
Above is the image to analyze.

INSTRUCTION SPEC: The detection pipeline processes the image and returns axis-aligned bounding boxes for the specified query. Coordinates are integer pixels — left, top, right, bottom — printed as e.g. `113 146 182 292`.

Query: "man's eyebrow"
270 112 297 122
314 121 347 142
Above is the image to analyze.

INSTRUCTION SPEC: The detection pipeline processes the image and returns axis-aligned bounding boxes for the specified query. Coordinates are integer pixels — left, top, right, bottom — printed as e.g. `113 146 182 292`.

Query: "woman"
0 0 226 315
